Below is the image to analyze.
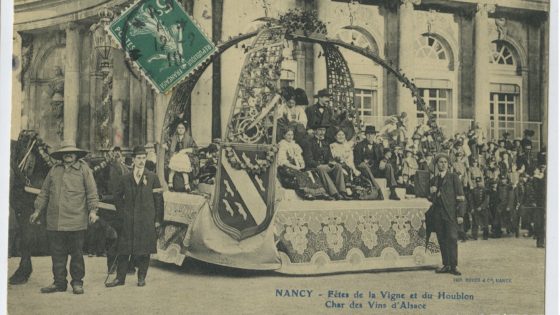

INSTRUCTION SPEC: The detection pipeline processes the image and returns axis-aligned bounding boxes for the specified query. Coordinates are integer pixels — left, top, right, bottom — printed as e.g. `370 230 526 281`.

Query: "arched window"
414 36 448 63
488 40 522 140
335 27 382 122
335 27 379 55
414 35 455 125
490 41 516 66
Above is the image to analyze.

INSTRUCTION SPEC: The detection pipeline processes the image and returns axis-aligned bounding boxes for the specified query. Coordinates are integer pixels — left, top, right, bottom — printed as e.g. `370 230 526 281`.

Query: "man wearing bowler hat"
426 153 465 275
305 89 335 134
106 146 163 287
30 140 99 294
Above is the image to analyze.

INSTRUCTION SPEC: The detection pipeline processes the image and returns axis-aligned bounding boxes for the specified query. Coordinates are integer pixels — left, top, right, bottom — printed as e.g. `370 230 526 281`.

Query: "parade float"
152 10 440 275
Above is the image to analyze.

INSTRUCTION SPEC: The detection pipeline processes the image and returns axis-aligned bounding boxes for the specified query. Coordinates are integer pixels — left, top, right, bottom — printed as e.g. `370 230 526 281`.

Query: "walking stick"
104 255 119 285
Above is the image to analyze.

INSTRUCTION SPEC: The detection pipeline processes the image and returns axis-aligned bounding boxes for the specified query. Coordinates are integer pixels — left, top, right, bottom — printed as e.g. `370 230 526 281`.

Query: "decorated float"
153 11 441 275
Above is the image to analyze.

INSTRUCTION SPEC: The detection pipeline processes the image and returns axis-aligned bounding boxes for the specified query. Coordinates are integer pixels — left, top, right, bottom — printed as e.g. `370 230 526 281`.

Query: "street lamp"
92 6 114 74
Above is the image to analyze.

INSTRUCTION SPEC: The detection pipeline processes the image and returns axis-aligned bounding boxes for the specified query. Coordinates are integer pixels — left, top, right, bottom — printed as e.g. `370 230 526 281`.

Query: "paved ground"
7 236 545 315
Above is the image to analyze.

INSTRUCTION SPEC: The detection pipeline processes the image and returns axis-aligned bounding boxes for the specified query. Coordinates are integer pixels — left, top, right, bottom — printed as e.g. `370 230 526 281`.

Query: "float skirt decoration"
273 199 440 275
155 191 440 274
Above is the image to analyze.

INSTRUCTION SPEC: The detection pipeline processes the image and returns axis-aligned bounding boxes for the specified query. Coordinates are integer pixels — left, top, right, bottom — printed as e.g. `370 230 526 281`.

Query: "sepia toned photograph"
3 0 557 314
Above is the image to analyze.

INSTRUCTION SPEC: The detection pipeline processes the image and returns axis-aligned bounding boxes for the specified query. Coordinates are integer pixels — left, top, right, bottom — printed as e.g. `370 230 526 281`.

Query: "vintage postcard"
4 0 557 314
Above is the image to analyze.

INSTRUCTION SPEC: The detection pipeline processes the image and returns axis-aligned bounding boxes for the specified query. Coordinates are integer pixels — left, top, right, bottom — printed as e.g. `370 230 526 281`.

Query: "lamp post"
92 6 114 74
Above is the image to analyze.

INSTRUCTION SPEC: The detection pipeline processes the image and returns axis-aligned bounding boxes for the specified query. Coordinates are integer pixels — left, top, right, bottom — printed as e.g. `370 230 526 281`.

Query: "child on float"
165 121 197 193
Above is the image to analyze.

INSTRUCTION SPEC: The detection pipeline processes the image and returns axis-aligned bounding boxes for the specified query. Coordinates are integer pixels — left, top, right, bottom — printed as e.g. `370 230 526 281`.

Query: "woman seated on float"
276 86 308 145
330 128 383 200
164 121 198 193
277 128 329 200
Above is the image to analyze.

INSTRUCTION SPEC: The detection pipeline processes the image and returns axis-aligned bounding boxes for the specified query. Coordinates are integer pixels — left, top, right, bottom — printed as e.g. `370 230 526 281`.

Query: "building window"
280 69 295 88
417 88 451 119
489 93 516 138
415 36 448 62
336 27 379 55
490 42 515 65
354 89 377 120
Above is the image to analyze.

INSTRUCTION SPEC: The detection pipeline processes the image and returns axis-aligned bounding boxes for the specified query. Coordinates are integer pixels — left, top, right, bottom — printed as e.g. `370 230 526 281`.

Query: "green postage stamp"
108 0 216 93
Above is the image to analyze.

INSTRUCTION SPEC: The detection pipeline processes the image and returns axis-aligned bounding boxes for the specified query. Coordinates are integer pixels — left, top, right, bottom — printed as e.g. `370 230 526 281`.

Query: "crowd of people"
275 85 547 249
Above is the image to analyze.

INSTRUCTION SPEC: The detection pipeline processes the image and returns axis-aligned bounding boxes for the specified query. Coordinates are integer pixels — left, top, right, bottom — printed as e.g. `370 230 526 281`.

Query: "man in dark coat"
470 177 489 240
301 126 350 200
373 148 400 200
305 89 336 139
426 154 465 276
106 146 163 287
533 166 546 248
104 146 132 273
353 126 384 169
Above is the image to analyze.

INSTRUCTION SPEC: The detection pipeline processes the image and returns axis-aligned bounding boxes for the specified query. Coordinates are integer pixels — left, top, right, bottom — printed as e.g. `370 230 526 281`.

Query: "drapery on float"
154 10 441 274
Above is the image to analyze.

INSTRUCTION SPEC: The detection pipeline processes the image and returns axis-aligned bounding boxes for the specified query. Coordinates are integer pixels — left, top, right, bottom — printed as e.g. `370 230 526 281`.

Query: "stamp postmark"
108 0 216 93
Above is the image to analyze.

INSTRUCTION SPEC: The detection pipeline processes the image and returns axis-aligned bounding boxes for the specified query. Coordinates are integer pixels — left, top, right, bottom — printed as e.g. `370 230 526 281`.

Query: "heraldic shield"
212 145 277 241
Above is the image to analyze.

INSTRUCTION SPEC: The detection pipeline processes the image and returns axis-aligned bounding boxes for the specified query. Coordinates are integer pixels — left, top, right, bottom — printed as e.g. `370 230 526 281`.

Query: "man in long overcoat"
31 140 99 294
426 153 465 276
106 146 163 287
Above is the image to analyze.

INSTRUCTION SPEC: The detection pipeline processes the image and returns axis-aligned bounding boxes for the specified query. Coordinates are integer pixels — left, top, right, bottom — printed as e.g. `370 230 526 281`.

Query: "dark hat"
364 125 376 134
314 123 330 130
50 140 88 160
434 153 450 164
383 148 392 155
281 86 296 100
132 145 147 157
294 88 309 105
314 89 331 98
113 146 122 152
503 132 511 137
475 177 483 183
523 129 535 137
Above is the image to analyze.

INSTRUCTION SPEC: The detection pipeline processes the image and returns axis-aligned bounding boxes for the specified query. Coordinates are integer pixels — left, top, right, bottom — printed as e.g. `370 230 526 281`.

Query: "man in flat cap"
30 140 99 294
427 153 465 275
106 146 163 288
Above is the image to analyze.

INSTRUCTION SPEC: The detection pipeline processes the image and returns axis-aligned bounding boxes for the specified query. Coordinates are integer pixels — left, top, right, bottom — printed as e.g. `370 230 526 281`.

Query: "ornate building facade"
11 0 549 151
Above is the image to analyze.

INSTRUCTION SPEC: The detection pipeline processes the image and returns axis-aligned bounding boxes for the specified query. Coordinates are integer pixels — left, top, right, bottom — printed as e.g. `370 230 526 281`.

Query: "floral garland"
225 146 276 175
278 9 327 36
96 72 113 149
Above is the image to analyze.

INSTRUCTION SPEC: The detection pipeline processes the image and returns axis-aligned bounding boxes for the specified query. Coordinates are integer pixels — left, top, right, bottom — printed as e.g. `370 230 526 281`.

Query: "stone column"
146 91 155 144
63 23 82 143
294 43 305 88
397 0 420 130
473 3 495 134
12 33 23 140
540 18 548 146
112 49 129 147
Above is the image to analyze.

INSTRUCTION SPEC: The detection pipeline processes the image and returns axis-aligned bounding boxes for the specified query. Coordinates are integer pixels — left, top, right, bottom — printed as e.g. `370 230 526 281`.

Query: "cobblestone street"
7 236 545 315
